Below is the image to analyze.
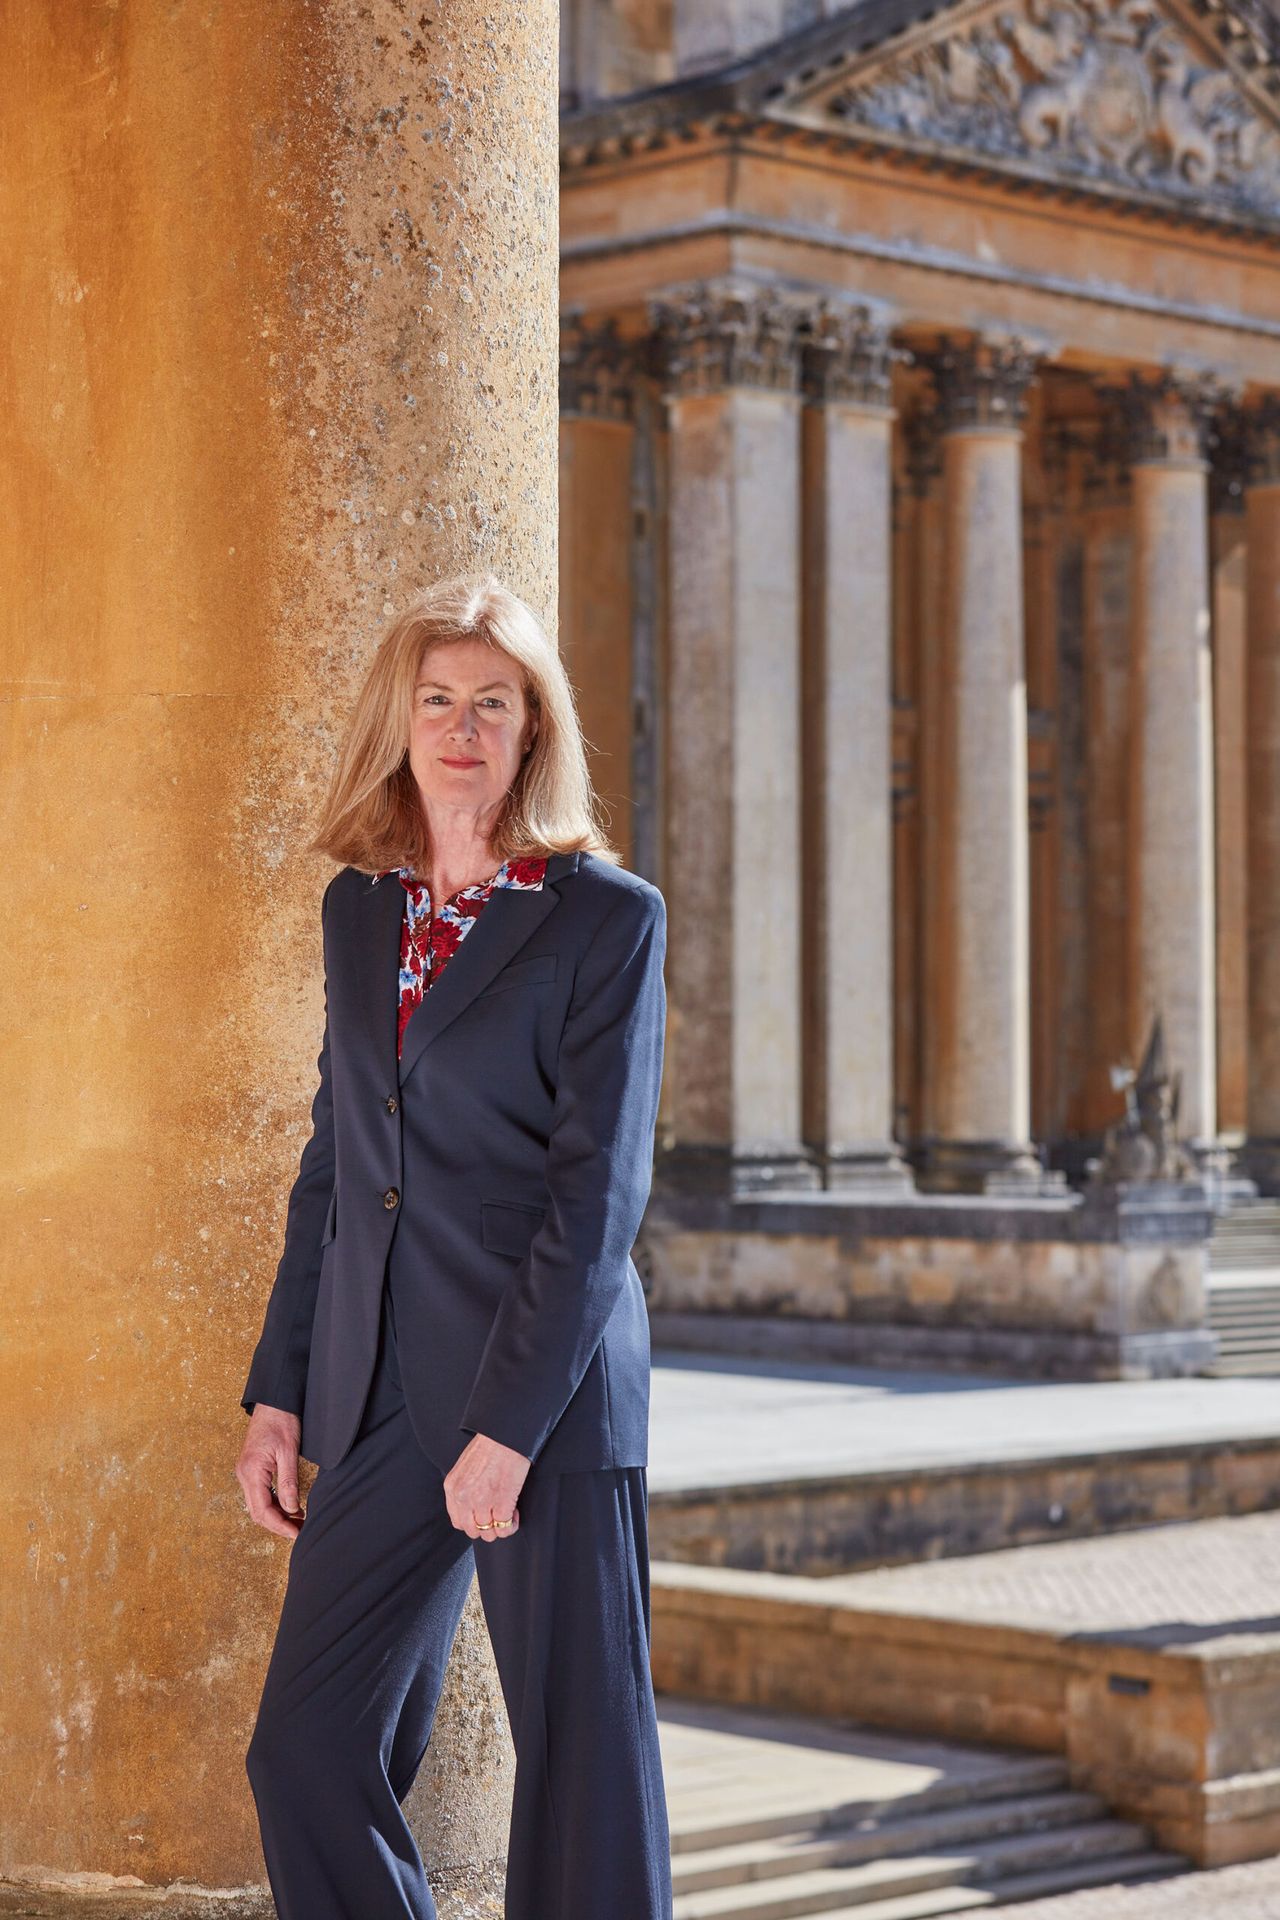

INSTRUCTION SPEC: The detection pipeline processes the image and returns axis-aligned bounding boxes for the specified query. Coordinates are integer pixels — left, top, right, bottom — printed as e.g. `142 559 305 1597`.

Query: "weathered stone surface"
3 0 555 1895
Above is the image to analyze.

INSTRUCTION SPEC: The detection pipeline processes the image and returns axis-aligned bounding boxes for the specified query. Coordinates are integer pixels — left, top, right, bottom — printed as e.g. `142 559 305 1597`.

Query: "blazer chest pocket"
320 1188 338 1247
481 1198 546 1258
477 952 558 998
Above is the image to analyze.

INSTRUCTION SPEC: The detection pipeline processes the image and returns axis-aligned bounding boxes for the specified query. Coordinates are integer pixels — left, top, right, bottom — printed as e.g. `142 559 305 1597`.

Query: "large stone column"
651 281 818 1195
1121 374 1219 1156
799 304 913 1193
1 3 556 1906
1244 401 1280 1190
920 338 1057 1193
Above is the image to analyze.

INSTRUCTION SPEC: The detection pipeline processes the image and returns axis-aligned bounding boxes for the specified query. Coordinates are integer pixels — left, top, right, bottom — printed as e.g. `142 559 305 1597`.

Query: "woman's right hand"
237 1407 306 1540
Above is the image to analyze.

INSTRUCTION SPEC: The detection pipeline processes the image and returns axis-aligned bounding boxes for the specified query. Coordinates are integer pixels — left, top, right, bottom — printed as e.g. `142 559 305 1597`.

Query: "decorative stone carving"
1089 1014 1199 1186
1110 368 1222 464
648 283 805 396
1208 400 1250 513
560 312 639 420
904 406 943 496
826 0 1280 221
796 302 908 409
1244 394 1280 485
924 335 1040 433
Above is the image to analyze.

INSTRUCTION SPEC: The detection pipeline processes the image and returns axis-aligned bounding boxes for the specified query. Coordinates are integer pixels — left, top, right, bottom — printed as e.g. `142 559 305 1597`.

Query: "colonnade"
560 279 1280 1199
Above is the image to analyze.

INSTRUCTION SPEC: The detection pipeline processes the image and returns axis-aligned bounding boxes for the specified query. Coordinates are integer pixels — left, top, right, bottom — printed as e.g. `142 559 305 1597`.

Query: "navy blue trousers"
246 1283 673 1920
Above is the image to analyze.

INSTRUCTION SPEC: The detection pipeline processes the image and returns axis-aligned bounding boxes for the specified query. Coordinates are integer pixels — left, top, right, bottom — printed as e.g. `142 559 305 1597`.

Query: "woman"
235 573 673 1920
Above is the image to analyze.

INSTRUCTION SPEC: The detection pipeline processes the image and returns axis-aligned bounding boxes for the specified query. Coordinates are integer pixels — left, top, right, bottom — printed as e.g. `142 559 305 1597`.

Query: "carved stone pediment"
779 0 1280 223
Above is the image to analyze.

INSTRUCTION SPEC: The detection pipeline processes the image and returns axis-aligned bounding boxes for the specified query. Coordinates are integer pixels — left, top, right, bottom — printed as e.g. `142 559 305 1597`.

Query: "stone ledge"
648 1429 1280 1571
649 1309 1218 1380
651 1559 1280 1869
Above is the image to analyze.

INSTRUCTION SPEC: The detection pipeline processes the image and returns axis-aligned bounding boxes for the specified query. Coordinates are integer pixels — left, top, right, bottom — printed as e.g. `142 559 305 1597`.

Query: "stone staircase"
1206 1199 1280 1375
660 1699 1187 1920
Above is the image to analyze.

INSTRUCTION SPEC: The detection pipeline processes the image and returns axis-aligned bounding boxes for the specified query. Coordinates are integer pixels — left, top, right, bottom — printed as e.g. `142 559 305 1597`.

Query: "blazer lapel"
352 868 406 1095
393 848 580 1089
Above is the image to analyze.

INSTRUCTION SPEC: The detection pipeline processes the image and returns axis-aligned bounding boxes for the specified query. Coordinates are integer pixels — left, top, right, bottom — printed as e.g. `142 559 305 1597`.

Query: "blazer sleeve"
457 881 668 1464
239 876 338 1419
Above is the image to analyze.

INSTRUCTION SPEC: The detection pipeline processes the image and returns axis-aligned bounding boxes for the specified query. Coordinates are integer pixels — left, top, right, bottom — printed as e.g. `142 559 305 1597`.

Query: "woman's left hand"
444 1432 531 1542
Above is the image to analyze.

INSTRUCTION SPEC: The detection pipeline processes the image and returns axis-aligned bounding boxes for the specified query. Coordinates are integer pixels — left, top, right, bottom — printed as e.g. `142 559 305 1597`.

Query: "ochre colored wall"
2 0 557 1890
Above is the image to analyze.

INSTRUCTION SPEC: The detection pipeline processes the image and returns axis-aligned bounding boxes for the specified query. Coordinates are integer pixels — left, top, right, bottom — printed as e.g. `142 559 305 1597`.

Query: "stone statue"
1089 1013 1198 1186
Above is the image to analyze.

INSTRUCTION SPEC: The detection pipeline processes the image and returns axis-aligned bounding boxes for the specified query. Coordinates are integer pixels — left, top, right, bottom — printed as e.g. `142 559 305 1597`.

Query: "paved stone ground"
822 1505 1280 1641
648 1347 1280 1493
972 1852 1280 1917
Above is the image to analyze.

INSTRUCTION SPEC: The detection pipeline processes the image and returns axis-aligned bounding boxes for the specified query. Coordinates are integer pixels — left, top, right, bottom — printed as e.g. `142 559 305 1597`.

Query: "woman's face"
408 636 537 833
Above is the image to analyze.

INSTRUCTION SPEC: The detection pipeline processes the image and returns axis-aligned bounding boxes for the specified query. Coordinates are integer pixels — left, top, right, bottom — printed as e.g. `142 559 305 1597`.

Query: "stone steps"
660 1699 1187 1920
671 1813 1182 1918
1206 1276 1280 1372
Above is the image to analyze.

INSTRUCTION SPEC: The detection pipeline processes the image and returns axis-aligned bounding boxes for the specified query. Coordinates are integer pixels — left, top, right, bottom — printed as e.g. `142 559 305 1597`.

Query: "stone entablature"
561 0 1280 237
823 0 1280 223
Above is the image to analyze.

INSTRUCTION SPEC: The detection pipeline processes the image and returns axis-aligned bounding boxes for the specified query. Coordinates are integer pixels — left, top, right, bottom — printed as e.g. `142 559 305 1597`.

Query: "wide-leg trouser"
245 1282 673 1920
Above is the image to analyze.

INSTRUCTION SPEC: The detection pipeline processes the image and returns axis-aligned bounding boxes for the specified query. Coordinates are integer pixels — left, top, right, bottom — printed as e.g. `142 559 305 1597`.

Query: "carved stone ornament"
1244 395 1280 486
826 0 1280 222
926 335 1040 432
560 313 639 421
796 302 908 409
648 283 805 397
1109 368 1222 464
1089 1013 1198 1187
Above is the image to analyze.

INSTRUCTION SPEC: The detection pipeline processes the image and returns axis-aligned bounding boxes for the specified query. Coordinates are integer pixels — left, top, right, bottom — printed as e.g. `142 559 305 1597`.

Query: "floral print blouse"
377 856 549 1059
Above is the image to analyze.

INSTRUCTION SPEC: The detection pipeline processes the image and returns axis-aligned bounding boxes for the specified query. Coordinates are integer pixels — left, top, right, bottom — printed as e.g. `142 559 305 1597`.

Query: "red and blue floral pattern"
379 856 549 1058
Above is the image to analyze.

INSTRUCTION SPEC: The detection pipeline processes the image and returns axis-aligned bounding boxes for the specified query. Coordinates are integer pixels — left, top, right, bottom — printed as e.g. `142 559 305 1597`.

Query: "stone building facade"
557 0 1280 1376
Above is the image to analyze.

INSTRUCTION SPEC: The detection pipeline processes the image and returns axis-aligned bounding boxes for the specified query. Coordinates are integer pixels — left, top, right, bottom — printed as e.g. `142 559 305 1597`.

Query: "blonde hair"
308 573 620 876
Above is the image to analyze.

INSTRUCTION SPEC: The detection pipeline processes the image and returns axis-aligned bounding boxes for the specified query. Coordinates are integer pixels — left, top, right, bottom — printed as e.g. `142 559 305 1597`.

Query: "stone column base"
917 1137 1069 1196
824 1147 916 1196
1232 1137 1280 1197
655 1144 823 1200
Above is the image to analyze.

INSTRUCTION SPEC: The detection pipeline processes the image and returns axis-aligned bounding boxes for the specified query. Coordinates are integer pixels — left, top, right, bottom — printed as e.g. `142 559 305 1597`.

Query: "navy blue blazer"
239 850 668 1476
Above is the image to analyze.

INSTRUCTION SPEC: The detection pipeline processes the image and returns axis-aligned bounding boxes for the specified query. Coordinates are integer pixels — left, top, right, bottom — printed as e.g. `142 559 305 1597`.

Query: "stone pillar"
1080 433 1135 1135
799 304 913 1193
1244 401 1280 1190
1121 374 1219 1157
651 282 818 1195
919 338 1059 1193
560 313 641 871
904 408 945 1152
1209 415 1250 1143
1 3 557 1906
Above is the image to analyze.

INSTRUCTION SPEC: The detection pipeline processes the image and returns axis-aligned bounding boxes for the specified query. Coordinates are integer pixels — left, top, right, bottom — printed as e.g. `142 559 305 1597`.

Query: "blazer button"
385 1095 398 1114
382 1186 400 1210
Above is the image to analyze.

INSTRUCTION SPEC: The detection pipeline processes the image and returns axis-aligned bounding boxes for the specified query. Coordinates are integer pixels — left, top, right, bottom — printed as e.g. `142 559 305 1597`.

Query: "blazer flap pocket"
320 1188 338 1247
481 1198 547 1258
477 952 558 998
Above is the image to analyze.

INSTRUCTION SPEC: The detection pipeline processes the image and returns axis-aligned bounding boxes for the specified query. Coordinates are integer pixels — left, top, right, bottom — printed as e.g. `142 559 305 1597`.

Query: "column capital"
1111 370 1223 467
559 312 639 421
924 335 1040 435
1244 396 1280 487
797 302 907 411
1208 400 1250 514
648 281 804 398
